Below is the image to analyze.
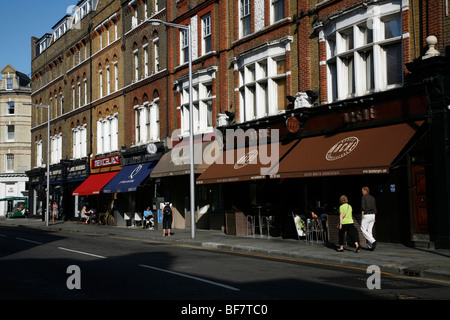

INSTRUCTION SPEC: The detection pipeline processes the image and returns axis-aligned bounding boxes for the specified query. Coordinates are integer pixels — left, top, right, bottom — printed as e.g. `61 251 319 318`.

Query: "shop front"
150 140 221 230
102 161 158 227
72 154 121 224
47 164 66 220
26 167 45 218
65 159 90 220
197 120 428 244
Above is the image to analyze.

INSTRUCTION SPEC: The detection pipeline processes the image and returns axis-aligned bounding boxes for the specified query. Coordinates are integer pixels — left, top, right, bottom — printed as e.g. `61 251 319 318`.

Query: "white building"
0 65 32 217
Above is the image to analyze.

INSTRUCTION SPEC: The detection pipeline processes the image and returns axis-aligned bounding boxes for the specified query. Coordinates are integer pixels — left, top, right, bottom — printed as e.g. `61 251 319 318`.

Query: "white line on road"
58 247 107 259
16 237 43 245
138 264 240 291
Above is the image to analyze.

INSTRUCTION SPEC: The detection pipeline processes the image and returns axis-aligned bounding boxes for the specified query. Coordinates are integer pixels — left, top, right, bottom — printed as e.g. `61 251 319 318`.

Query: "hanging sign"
286 115 300 133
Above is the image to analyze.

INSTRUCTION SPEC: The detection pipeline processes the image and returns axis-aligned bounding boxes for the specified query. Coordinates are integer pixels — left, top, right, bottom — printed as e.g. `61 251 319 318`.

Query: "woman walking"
337 195 361 253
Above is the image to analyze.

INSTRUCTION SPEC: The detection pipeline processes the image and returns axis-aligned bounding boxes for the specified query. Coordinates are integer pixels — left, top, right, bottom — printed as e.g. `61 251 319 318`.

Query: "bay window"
325 2 403 102
237 38 292 122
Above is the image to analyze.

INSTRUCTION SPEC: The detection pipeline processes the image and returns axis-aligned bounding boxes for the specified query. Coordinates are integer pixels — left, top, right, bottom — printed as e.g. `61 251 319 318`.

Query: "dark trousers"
339 223 360 245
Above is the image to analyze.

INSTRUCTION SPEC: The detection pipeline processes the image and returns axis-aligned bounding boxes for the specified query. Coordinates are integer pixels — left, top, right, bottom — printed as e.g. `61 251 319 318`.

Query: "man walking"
361 187 377 251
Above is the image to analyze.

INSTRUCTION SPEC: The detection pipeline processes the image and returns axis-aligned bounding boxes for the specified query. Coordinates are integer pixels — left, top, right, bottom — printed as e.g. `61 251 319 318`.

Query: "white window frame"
96 114 119 155
36 140 43 168
99 70 103 97
201 14 212 55
6 78 13 90
271 0 285 24
134 49 139 81
325 2 403 103
7 125 14 141
7 101 14 114
179 73 215 136
134 99 160 145
114 62 119 91
106 66 111 95
60 92 63 115
153 38 160 72
144 44 149 77
6 154 14 172
51 133 62 165
240 0 251 38
180 29 189 65
83 80 88 105
72 125 87 159
78 82 82 108
237 39 291 122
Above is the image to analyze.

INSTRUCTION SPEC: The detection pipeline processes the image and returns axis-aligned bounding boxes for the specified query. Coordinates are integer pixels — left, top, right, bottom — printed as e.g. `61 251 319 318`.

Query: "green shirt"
339 203 353 224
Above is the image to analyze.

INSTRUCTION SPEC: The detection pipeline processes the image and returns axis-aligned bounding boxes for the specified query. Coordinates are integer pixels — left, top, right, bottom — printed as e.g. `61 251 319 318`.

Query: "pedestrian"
162 202 173 237
337 195 361 253
361 186 377 251
52 201 58 224
143 206 154 229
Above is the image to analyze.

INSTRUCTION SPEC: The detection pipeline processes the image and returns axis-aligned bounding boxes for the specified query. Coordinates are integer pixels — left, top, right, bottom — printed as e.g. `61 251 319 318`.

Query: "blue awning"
102 162 157 193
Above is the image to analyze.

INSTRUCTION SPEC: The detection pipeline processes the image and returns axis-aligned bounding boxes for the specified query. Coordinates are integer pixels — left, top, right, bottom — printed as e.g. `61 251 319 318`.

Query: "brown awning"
150 141 221 178
267 121 423 178
196 140 297 184
196 122 423 184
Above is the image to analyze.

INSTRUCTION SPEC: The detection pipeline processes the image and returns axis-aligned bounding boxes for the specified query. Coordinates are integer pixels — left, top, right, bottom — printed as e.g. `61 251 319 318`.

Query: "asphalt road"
1 225 449 307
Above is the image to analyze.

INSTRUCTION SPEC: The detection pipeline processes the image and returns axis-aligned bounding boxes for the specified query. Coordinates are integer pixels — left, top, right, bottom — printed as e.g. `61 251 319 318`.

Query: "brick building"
28 0 127 220
195 0 450 248
27 0 450 247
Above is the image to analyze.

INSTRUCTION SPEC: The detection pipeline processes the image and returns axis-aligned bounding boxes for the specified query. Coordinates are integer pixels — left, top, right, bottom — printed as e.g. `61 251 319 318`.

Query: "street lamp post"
145 18 196 239
25 103 50 227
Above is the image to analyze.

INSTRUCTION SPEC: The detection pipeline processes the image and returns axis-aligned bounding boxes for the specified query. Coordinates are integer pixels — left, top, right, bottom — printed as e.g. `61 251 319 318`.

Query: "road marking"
58 247 106 259
139 264 240 291
16 237 43 245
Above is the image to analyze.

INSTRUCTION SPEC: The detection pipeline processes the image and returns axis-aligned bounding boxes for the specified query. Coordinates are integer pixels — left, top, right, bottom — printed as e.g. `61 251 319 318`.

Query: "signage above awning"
266 121 424 178
196 121 423 183
196 140 297 184
151 141 221 178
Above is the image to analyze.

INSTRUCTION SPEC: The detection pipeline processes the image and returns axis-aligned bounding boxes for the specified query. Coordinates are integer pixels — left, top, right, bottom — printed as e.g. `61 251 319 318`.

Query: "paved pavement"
2 217 450 283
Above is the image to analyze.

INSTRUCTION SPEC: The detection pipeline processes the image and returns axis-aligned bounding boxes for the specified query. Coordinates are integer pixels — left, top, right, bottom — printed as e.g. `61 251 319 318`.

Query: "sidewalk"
2 217 450 283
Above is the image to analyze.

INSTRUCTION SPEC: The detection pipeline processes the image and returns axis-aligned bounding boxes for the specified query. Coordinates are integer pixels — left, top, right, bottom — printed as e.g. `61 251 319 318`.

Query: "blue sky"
0 0 77 77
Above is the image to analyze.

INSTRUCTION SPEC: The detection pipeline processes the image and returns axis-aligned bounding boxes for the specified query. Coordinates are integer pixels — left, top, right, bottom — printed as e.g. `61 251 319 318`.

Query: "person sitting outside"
143 206 154 229
80 206 91 224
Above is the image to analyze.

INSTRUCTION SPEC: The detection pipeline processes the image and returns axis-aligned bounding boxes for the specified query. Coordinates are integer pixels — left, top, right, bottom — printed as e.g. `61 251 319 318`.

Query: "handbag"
336 205 349 229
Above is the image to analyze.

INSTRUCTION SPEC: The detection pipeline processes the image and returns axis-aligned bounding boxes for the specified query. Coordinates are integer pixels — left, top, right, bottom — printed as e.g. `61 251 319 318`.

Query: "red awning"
72 172 119 196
